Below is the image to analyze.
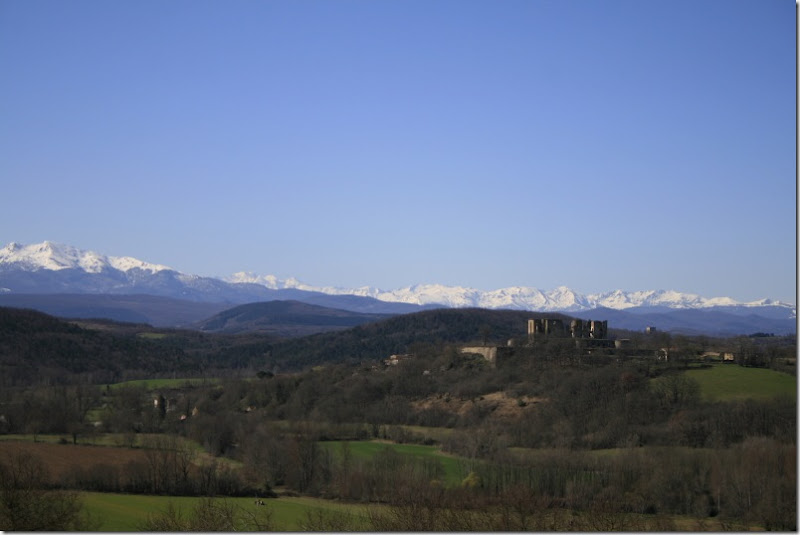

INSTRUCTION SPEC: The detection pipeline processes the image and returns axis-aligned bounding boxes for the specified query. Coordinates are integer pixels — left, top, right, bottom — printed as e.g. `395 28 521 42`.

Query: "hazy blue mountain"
0 293 231 327
573 307 796 336
194 300 392 336
0 241 793 335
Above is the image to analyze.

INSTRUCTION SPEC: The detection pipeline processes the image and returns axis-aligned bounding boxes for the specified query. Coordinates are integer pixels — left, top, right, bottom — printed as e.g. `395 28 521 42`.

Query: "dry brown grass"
0 440 148 481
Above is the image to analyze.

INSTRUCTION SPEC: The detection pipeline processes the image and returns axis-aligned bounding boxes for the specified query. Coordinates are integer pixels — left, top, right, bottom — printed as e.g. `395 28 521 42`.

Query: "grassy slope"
685 364 796 401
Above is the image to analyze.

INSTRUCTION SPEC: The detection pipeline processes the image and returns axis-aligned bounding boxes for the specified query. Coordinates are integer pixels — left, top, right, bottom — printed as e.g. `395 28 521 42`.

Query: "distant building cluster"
384 354 414 366
446 318 743 369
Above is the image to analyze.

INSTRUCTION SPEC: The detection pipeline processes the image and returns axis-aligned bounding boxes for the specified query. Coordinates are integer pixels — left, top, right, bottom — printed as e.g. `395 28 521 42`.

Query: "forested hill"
0 306 578 383
0 307 202 386
265 308 574 370
194 300 392 335
0 307 281 386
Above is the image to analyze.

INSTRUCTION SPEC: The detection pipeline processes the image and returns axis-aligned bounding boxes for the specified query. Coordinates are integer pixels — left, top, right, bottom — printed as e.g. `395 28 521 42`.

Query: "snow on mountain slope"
226 271 795 314
0 241 171 274
211 267 772 312
1 242 794 315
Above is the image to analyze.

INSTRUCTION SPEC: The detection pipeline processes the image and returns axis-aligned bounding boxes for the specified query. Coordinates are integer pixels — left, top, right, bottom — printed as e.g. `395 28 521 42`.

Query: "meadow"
80 490 750 532
321 439 465 485
686 363 796 401
105 377 220 391
82 492 374 531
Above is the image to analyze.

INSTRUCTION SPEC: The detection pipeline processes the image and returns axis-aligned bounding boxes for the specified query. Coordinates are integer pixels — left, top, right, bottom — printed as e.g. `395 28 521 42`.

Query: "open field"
321 439 465 485
106 377 220 390
0 438 773 531
685 364 796 401
82 492 374 531
0 440 148 480
0 435 231 476
80 491 754 532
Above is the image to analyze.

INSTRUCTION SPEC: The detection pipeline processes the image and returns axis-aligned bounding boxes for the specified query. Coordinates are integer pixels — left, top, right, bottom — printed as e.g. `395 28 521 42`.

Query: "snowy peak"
228 271 282 288
1 241 793 316
225 272 795 315
227 272 317 292
0 241 173 275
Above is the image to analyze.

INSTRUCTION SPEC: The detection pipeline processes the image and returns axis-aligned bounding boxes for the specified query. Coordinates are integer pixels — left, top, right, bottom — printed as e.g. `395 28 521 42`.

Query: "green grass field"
321 440 465 485
685 364 796 401
106 377 219 391
82 492 374 531
80 490 752 532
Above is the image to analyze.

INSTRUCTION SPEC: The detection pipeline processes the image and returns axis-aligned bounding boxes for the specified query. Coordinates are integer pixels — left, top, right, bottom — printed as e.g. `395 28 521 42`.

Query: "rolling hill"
0 307 206 385
193 300 393 336
264 308 574 370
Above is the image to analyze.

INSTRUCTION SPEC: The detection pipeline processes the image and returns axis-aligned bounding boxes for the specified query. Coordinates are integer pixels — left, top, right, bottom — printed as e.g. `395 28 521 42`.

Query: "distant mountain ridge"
0 293 231 327
0 242 795 335
193 300 392 336
229 272 793 313
572 306 797 337
0 241 171 274
0 242 420 314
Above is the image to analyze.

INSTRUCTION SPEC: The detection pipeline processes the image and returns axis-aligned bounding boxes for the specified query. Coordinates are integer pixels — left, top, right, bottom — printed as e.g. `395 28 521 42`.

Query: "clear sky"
0 0 795 303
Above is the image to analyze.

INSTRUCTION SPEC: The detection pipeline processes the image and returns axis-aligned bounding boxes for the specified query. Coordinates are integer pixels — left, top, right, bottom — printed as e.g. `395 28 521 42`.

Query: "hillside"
194 300 393 336
264 308 574 370
0 307 278 386
0 308 189 385
0 293 231 327
0 306 579 382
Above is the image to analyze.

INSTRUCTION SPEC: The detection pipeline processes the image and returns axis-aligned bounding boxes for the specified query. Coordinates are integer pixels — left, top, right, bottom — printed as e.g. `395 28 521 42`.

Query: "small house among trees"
384 354 414 366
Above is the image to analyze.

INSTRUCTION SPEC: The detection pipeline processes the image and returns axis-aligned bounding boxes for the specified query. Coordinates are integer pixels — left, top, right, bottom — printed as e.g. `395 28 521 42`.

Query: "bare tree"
0 448 98 530
140 497 273 531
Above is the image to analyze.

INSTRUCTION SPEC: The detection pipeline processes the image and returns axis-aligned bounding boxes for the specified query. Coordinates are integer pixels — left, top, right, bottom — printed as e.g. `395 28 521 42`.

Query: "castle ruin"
527 318 608 340
461 317 615 366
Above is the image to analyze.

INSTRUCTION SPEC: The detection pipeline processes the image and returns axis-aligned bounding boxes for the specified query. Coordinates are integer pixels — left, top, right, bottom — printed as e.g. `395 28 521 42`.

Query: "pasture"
321 439 465 485
79 491 752 532
685 364 796 401
105 377 219 391
82 492 373 531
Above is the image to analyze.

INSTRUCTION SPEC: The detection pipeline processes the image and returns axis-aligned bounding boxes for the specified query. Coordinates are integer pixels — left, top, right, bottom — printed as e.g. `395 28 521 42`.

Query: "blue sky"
0 0 795 302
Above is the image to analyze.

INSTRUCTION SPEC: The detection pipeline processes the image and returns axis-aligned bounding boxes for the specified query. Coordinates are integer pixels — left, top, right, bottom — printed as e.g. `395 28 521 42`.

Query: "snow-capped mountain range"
0 241 172 275
228 271 789 312
1 241 793 316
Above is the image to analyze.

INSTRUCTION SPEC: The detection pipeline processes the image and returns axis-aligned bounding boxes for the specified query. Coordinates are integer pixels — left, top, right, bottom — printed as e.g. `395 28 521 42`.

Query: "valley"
0 242 796 531
0 302 795 531
3 0 793 529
